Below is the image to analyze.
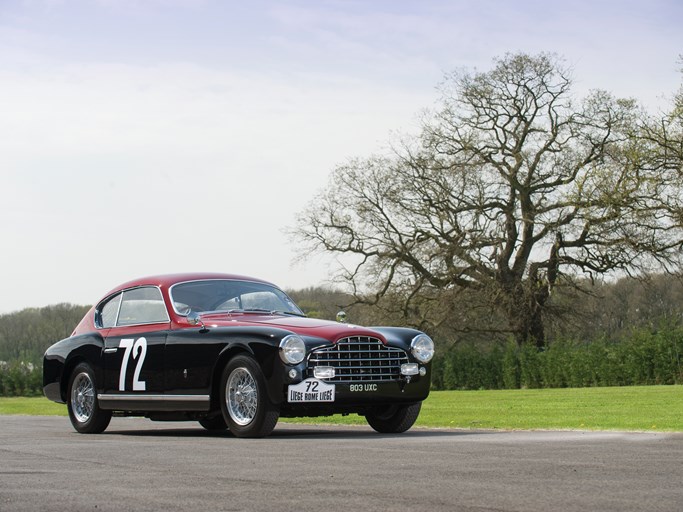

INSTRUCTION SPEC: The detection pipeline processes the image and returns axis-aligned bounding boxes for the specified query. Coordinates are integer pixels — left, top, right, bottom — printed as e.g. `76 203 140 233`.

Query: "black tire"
365 402 421 434
219 355 279 438
198 414 228 431
67 362 112 434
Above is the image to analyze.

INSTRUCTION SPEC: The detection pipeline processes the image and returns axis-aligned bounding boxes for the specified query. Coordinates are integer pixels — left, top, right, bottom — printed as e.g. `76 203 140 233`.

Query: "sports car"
43 273 434 437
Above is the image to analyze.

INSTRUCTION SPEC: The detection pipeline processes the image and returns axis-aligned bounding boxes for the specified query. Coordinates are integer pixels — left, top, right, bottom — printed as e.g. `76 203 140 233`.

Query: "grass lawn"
1 385 681 431
0 396 67 416
284 385 683 432
419 386 683 432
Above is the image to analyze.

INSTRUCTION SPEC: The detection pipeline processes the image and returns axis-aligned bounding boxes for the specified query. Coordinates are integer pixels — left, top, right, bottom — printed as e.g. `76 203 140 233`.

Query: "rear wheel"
67 363 112 434
220 355 279 438
365 402 421 434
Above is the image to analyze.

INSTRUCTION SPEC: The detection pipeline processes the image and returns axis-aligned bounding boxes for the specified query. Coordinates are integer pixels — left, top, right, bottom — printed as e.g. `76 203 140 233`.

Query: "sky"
0 0 681 313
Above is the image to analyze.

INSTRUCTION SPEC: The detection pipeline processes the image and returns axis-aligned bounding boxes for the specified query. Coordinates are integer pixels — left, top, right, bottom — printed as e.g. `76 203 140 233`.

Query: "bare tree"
642 56 683 179
294 53 683 347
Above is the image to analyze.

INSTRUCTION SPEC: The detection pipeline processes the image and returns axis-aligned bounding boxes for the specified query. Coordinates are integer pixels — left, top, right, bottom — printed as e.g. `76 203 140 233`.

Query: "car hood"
202 314 385 342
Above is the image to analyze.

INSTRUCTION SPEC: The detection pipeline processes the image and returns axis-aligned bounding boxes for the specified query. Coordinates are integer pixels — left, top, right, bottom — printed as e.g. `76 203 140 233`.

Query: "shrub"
431 326 683 390
0 361 42 397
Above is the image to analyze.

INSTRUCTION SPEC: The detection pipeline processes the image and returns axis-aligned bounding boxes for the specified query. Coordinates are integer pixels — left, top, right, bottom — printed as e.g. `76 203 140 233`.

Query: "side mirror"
187 312 207 332
336 311 347 323
187 312 202 326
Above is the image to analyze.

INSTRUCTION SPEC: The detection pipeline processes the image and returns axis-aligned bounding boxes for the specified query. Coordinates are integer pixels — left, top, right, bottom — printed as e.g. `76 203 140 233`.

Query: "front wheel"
220 355 279 438
198 414 228 431
67 363 112 434
365 402 421 434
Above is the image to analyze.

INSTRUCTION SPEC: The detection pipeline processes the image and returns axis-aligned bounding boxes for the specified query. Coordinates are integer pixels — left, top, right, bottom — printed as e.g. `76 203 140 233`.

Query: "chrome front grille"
306 336 409 383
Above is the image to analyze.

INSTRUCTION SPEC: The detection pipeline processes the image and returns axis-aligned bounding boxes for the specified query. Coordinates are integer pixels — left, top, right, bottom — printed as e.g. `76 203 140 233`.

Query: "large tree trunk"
505 278 549 349
510 306 545 348
528 307 546 349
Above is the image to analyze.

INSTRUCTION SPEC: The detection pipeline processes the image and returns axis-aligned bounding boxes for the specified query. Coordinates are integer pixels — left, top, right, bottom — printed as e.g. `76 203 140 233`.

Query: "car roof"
103 273 276 298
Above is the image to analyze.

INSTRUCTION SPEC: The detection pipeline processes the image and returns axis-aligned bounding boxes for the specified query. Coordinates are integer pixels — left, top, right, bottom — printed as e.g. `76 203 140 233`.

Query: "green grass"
284 386 683 432
2 386 682 431
0 397 67 416
418 386 683 432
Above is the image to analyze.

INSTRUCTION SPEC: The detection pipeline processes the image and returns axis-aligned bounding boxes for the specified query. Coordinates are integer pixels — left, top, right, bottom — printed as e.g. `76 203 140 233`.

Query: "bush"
0 361 43 396
432 326 683 390
438 344 504 390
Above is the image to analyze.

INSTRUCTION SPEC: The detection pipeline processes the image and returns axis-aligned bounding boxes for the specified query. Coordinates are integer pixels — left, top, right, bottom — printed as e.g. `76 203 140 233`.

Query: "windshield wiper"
227 308 271 314
270 310 306 317
225 308 306 317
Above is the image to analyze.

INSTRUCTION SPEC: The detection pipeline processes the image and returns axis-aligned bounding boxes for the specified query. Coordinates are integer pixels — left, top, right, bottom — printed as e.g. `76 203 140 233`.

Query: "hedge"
431 327 683 390
0 361 43 396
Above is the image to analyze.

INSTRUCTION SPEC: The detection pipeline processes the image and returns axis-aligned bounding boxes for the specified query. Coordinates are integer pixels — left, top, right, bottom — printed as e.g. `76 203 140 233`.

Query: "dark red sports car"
43 273 434 437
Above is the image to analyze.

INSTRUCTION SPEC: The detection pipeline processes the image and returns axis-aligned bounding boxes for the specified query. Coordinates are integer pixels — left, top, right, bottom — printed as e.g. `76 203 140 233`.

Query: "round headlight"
411 334 434 363
279 335 306 365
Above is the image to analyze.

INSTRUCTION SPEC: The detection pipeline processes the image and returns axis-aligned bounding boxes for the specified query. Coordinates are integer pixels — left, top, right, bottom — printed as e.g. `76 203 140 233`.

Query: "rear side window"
117 287 169 326
99 293 122 328
97 287 169 327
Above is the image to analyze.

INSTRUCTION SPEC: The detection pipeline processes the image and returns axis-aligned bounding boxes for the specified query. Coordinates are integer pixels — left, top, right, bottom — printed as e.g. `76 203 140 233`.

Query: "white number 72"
118 337 147 391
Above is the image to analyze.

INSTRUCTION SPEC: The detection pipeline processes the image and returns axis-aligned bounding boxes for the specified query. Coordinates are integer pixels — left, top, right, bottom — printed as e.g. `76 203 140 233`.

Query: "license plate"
287 379 335 403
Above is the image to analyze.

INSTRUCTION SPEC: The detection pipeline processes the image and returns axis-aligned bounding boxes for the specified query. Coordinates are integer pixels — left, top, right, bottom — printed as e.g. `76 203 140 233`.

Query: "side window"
117 287 169 326
98 293 122 328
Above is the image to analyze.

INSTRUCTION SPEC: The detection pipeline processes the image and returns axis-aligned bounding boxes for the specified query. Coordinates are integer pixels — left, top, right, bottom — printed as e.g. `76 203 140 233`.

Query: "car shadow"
104 422 490 439
272 426 489 440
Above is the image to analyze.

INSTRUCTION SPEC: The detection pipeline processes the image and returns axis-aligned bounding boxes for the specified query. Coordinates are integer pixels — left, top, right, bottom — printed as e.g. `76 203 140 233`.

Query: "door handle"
104 347 118 354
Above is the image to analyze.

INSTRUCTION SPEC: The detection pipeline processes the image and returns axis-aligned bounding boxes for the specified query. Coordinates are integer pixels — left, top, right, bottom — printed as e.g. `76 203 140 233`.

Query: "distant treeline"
0 304 89 396
0 304 89 364
289 273 683 347
2 276 683 395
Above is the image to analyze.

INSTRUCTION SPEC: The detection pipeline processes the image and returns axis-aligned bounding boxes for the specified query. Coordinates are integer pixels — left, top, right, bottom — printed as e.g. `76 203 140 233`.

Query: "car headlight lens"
279 335 306 365
411 334 435 363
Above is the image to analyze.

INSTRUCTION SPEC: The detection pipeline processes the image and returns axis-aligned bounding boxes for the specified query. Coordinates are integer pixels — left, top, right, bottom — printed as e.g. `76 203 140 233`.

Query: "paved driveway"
1 416 681 511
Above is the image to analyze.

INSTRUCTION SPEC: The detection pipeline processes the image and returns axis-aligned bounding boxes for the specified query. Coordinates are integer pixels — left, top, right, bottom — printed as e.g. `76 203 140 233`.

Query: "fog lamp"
313 366 336 379
401 363 419 376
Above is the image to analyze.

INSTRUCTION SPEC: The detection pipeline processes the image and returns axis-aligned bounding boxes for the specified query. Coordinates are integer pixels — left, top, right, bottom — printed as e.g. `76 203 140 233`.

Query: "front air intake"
306 336 409 383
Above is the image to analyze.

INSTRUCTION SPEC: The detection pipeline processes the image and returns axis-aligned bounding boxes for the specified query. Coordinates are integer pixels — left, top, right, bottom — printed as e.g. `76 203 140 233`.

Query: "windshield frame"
168 279 305 318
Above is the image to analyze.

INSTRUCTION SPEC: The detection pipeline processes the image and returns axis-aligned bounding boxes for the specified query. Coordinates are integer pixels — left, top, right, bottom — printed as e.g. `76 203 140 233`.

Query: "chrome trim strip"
114 290 123 328
97 394 209 402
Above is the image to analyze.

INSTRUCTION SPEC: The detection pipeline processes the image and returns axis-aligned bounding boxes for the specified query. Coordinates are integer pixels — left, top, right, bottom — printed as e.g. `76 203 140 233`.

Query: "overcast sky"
1 0 681 313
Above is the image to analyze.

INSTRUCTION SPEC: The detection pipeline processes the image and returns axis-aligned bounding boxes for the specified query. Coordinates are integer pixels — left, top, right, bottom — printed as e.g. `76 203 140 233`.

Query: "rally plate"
287 379 335 403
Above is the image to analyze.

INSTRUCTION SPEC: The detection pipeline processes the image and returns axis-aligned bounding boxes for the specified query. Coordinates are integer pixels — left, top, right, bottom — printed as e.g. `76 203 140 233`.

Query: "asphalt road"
1 416 681 512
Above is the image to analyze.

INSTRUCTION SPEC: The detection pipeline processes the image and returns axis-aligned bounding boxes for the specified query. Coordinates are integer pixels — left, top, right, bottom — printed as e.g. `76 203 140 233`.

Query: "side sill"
97 393 210 412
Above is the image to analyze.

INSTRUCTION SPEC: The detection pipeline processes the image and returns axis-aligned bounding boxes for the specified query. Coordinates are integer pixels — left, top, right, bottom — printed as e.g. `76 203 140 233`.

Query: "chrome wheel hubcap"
71 372 95 423
226 367 257 426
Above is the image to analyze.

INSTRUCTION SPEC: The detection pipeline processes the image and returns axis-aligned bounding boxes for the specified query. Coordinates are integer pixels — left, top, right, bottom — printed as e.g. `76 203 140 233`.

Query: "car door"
101 287 169 395
164 329 222 395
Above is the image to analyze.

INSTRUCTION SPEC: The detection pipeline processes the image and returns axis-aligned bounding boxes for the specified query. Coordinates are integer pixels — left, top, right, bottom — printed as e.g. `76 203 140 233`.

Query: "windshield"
169 279 304 317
